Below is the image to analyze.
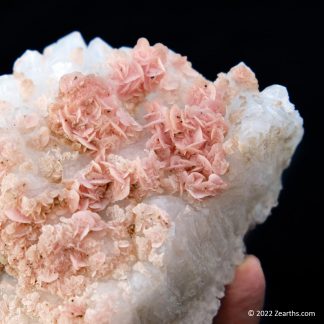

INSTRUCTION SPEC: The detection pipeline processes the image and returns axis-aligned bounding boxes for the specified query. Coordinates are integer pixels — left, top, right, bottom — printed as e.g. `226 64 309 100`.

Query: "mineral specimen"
0 32 303 323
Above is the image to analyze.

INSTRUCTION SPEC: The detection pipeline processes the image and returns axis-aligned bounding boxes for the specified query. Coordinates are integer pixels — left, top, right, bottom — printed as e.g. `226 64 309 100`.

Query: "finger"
214 255 266 324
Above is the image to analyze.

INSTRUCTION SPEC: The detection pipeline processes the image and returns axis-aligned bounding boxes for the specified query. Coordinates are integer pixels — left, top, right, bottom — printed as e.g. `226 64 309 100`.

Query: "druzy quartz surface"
0 32 303 323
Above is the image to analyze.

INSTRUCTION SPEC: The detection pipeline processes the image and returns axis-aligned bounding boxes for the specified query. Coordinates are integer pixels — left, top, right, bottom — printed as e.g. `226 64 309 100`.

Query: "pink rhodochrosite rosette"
0 32 303 323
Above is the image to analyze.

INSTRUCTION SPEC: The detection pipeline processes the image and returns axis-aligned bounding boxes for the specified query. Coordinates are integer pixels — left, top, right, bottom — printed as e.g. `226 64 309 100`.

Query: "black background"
0 1 322 323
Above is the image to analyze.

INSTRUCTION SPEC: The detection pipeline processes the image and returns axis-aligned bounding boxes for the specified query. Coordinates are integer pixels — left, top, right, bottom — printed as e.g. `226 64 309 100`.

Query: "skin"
213 255 266 324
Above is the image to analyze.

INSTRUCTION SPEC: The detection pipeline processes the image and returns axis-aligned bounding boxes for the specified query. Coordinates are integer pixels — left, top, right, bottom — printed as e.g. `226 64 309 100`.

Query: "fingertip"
243 254 262 270
242 254 261 268
239 255 266 297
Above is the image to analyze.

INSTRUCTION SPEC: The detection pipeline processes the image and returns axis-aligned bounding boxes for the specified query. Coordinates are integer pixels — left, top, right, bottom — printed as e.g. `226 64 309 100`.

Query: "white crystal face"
0 32 303 323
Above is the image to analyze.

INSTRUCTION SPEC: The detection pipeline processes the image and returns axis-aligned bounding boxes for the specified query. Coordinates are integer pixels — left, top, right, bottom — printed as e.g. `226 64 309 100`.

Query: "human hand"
213 255 265 324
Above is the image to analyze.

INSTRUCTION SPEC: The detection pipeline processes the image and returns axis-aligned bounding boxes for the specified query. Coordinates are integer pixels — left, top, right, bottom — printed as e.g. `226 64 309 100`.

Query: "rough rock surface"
0 32 303 323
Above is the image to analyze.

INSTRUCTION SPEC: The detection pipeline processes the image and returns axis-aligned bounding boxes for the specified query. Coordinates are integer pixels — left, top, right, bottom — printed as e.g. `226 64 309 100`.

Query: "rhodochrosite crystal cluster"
0 32 303 324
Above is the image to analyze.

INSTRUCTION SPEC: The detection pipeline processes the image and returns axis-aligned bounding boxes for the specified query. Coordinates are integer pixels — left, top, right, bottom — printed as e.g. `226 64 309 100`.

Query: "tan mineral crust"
0 32 303 323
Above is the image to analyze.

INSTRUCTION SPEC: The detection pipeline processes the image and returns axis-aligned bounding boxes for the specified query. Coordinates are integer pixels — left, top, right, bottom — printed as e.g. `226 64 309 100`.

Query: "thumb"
214 255 266 324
